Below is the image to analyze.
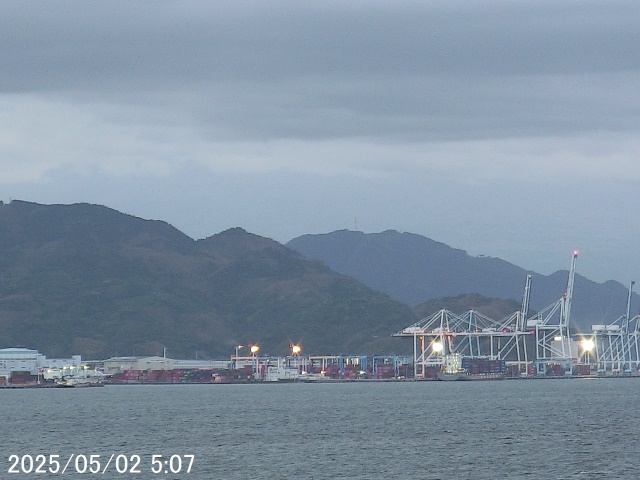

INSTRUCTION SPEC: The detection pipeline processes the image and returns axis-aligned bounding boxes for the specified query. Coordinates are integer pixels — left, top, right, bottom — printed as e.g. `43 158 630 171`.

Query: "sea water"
2 379 639 479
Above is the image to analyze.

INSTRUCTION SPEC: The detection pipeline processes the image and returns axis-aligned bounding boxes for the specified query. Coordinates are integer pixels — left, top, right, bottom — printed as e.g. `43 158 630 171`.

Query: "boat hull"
437 372 505 381
437 373 469 381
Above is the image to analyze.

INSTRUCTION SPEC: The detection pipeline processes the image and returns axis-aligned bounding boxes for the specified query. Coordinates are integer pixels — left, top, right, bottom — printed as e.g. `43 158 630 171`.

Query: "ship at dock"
437 353 506 381
436 353 467 381
55 369 106 388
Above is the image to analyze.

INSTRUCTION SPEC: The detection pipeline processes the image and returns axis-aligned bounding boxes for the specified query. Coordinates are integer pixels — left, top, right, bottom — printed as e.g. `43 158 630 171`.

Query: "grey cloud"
3 1 639 84
2 0 640 287
2 1 639 143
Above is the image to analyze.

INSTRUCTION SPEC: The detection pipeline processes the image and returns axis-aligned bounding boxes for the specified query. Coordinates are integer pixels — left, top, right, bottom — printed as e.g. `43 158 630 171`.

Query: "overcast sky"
1 1 639 286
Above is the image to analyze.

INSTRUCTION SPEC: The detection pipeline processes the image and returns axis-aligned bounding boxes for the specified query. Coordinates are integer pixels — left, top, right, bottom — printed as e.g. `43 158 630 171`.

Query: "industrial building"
101 356 231 375
0 347 83 385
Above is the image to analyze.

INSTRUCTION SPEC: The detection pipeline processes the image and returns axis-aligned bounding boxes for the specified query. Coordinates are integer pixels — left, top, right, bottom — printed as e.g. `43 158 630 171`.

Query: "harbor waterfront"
3 347 640 387
5 252 639 388
3 379 639 479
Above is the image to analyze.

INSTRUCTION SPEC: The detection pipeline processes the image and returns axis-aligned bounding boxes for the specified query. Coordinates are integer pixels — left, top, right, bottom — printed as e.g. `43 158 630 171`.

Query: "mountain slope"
0 201 415 359
413 294 523 320
287 230 639 329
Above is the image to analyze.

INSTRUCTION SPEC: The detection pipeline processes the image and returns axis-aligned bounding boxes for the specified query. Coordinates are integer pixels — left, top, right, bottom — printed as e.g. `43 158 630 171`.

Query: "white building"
0 348 44 375
44 355 82 369
0 348 82 378
102 356 232 374
103 356 174 374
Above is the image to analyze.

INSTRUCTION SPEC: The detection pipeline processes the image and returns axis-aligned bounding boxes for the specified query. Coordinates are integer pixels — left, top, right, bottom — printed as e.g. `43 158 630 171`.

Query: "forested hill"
0 201 415 359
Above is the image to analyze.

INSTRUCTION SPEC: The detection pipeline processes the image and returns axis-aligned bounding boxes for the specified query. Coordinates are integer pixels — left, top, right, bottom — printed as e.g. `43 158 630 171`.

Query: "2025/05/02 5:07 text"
7 453 195 475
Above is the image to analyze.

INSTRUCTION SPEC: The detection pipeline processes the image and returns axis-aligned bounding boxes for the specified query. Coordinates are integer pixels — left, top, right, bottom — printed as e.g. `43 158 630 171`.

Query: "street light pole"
250 345 260 379
581 338 595 367
291 344 302 372
234 345 244 369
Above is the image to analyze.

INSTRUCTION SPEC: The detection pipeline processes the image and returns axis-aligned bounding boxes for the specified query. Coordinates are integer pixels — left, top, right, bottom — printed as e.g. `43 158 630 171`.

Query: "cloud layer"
1 1 639 285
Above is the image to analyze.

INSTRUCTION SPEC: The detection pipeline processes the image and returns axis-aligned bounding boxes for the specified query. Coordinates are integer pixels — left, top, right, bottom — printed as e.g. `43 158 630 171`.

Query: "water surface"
2 379 639 479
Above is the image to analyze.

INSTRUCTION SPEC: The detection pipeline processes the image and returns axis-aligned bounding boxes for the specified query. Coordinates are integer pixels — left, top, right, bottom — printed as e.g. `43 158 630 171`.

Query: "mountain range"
0 201 414 359
1 200 636 360
287 230 639 329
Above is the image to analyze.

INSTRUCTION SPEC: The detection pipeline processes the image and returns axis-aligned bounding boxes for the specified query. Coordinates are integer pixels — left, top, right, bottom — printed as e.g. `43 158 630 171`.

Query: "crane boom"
623 280 635 334
520 274 532 330
561 250 578 329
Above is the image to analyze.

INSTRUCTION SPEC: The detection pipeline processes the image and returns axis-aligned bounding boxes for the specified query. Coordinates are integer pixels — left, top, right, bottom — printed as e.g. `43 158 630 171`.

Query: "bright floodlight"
291 345 301 355
432 342 443 353
250 345 260 354
582 339 595 351
573 250 579 256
